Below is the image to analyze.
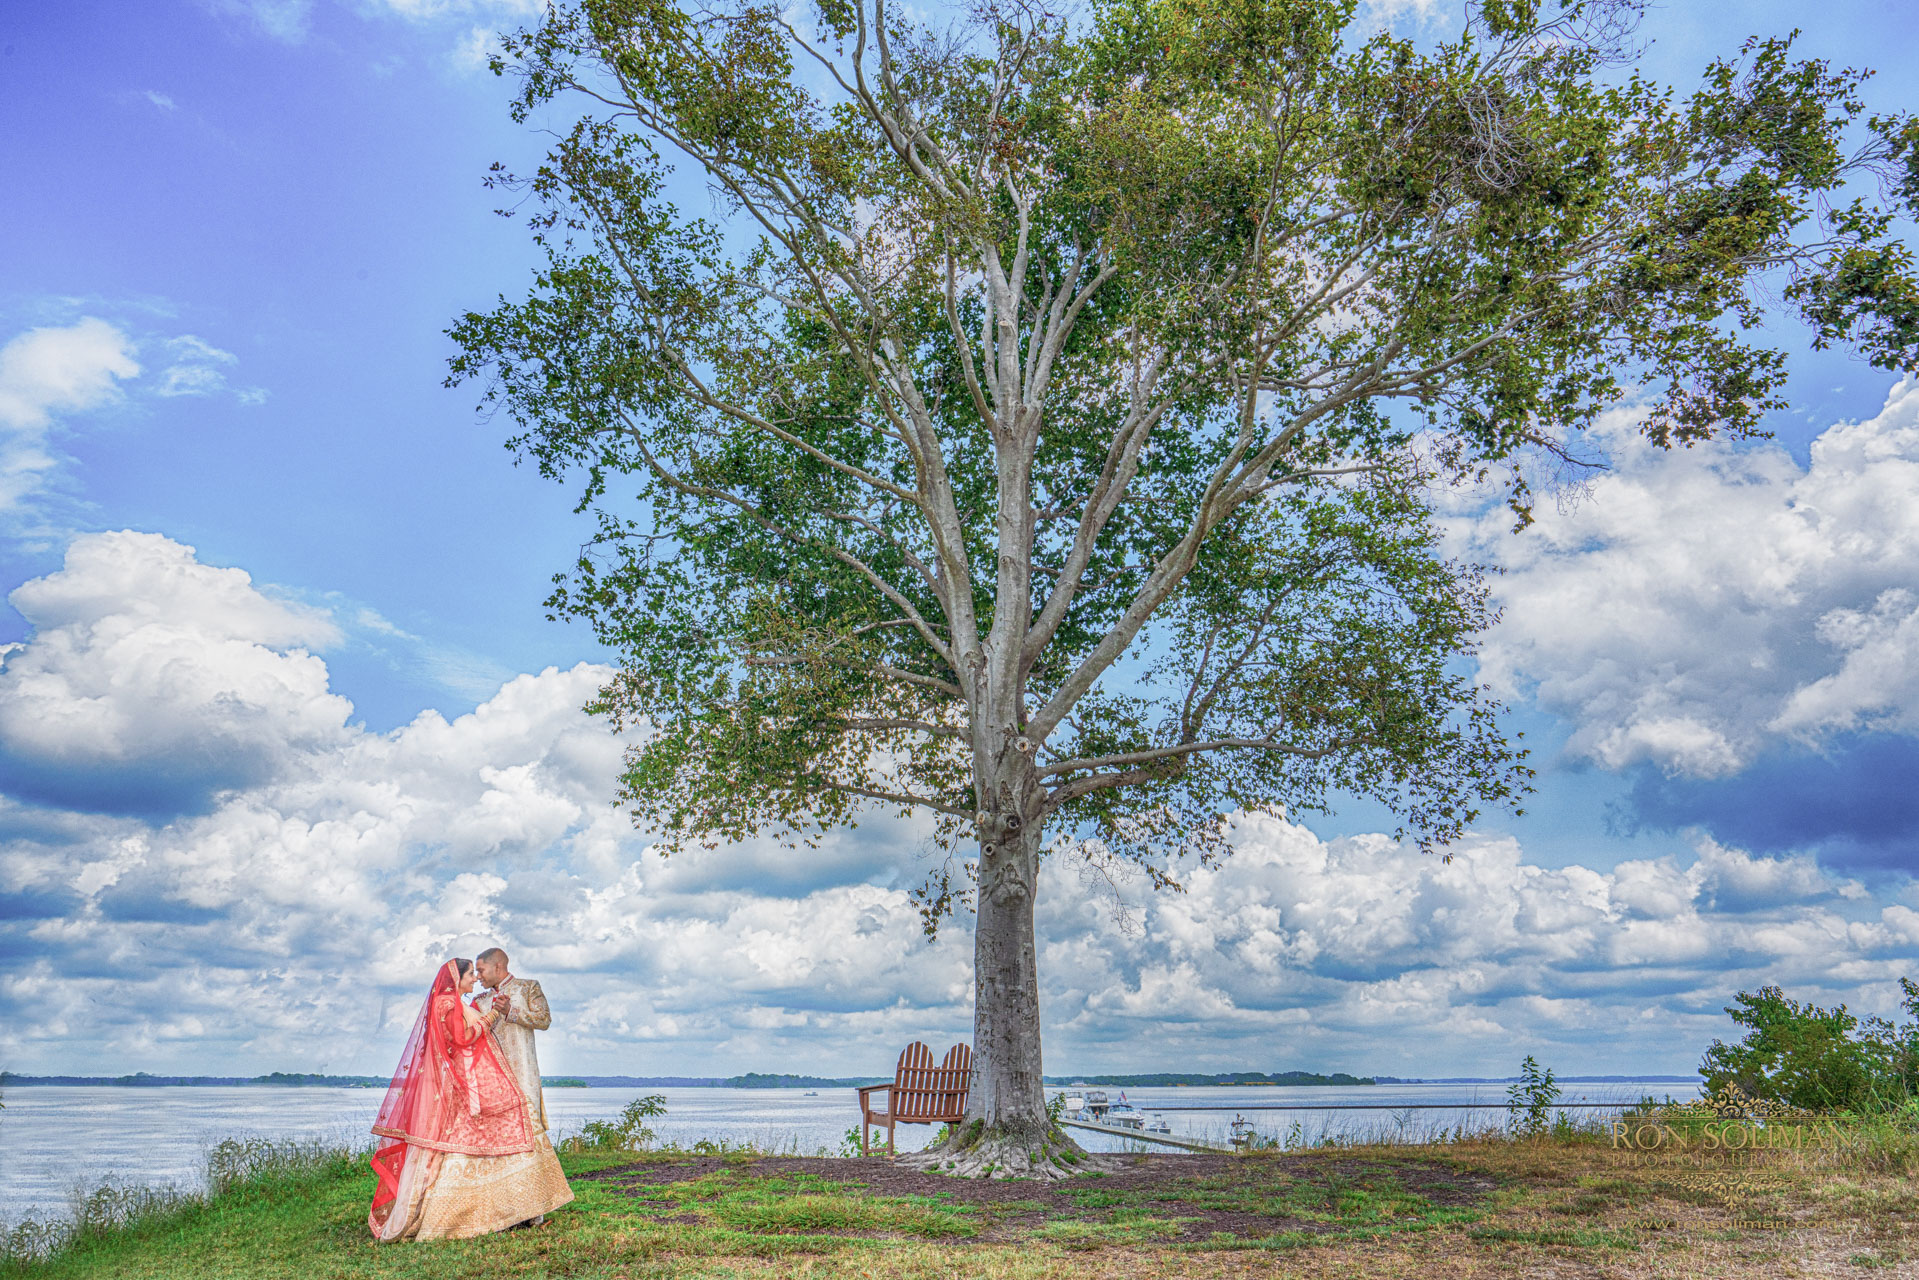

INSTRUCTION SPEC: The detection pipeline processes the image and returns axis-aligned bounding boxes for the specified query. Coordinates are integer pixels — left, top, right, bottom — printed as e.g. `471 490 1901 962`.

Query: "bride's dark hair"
453 958 473 977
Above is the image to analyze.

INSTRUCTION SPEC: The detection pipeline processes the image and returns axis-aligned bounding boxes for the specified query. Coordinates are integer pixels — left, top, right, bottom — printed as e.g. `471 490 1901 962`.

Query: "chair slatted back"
892 1042 942 1121
884 1040 974 1123
935 1044 973 1120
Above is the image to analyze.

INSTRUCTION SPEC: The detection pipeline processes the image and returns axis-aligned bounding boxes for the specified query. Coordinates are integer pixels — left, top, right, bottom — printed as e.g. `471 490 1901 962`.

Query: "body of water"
0 1080 1701 1225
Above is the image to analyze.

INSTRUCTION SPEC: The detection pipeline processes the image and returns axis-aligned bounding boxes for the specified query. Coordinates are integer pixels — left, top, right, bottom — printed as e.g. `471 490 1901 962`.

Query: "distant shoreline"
2 1070 1698 1089
1373 1075 1698 1085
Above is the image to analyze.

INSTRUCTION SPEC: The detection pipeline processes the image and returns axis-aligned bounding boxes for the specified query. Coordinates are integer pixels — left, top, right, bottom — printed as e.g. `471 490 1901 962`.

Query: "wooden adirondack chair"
857 1042 974 1156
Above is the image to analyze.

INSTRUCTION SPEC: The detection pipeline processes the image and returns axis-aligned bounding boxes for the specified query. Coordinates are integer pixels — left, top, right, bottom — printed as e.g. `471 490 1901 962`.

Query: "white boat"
1145 1114 1172 1134
1105 1091 1144 1129
1060 1091 1086 1114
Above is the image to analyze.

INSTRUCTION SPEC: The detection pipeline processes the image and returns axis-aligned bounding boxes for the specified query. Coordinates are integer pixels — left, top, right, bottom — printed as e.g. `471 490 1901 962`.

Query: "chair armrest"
856 1083 896 1103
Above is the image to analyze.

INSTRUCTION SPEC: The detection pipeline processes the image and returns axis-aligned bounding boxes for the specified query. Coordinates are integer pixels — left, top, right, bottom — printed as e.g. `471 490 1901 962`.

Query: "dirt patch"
578 1152 1502 1244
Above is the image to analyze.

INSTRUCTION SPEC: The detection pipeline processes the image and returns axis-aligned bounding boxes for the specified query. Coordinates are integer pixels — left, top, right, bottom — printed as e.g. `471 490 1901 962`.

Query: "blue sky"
1 0 1916 1080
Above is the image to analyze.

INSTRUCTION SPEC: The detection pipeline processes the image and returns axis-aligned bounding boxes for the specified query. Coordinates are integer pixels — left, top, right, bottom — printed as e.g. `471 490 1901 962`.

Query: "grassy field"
6 1124 1918 1279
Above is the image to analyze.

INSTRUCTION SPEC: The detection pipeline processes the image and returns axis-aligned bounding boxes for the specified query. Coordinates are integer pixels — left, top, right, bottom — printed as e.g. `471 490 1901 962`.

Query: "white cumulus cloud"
0 319 140 515
1460 380 1919 777
0 316 269 520
0 319 139 433
1 534 1915 1082
0 531 348 811
1036 814 1911 1073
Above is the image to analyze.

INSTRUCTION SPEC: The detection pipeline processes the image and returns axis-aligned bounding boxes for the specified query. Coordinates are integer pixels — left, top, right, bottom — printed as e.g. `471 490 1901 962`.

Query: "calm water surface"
0 1080 1700 1224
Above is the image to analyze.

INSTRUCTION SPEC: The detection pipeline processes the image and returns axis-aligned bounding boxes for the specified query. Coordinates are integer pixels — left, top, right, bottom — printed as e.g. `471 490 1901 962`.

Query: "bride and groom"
367 947 576 1240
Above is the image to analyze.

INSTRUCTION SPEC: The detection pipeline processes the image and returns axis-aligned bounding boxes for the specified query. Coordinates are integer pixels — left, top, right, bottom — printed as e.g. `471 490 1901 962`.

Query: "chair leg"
860 1119 867 1157
887 1119 897 1159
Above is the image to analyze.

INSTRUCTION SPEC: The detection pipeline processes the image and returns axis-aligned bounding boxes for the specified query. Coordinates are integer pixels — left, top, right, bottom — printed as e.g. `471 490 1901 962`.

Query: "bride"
368 958 574 1240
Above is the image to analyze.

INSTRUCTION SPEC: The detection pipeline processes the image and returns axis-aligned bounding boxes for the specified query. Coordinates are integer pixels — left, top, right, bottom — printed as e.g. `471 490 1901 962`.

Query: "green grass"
0 1151 1468 1277
1547 1175 1661 1216
1056 1162 1457 1228
1463 1224 1642 1249
1028 1215 1191 1250
7 1121 1918 1279
709 1191 979 1238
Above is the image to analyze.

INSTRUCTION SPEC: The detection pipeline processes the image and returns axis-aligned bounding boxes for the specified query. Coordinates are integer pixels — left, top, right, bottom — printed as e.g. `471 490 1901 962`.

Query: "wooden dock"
1058 1118 1233 1153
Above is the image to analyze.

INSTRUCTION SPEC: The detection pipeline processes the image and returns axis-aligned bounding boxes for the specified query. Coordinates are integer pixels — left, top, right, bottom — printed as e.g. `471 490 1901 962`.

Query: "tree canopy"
1701 981 1919 1114
452 0 1919 1170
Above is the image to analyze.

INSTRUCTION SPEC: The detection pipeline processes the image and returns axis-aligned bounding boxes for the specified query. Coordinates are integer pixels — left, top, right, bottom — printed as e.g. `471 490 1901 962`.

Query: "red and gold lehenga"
368 961 573 1240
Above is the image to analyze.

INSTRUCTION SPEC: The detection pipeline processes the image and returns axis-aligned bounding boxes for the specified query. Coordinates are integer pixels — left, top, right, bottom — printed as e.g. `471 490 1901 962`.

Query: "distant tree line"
0 1067 1379 1089
0 1072 390 1088
1043 1071 1373 1088
0 1071 623 1089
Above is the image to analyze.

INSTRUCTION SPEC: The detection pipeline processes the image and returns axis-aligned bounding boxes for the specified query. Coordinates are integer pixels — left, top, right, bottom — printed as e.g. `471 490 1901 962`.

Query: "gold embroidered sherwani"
481 976 552 1134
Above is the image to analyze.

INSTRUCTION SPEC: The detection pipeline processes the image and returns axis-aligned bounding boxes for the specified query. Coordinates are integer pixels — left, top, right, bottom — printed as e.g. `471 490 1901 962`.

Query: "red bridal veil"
369 960 533 1230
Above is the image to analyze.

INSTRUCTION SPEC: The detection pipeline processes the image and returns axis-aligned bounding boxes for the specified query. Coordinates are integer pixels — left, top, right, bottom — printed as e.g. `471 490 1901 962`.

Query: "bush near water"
1699 978 1919 1115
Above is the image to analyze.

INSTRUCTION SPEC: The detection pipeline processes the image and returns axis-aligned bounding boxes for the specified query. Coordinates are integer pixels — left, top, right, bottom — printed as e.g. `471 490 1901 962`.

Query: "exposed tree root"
898 1120 1119 1180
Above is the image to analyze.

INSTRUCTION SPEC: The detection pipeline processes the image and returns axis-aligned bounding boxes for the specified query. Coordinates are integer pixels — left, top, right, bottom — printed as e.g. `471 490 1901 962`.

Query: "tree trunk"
902 816 1097 1178
971 826 1047 1142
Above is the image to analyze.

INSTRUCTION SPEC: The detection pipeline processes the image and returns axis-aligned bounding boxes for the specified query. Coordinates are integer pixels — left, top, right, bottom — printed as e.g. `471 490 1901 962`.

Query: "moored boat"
1105 1090 1144 1129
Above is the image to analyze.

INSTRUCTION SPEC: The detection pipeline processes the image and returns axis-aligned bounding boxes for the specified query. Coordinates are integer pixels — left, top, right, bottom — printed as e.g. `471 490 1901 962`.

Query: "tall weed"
0 1137 365 1265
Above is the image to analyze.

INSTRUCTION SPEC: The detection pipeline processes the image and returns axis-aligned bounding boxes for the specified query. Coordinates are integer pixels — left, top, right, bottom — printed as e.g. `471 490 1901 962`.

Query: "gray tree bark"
903 771 1098 1177
970 819 1047 1142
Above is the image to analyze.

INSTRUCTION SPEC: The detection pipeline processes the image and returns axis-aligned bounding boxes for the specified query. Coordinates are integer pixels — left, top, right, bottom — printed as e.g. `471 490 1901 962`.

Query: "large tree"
452 0 1919 1176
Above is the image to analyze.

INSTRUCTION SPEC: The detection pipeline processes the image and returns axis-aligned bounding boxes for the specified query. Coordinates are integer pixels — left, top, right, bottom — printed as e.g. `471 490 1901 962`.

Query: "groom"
475 947 552 1137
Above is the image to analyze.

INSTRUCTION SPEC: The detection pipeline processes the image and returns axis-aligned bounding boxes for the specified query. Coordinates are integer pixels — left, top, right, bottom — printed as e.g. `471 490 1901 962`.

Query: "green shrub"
1699 979 1919 1114
204 1137 360 1194
562 1094 667 1152
1507 1056 1561 1137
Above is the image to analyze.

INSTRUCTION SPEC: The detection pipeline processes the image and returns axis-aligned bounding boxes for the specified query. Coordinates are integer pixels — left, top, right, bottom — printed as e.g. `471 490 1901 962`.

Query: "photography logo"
1605 1084 1843 1229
